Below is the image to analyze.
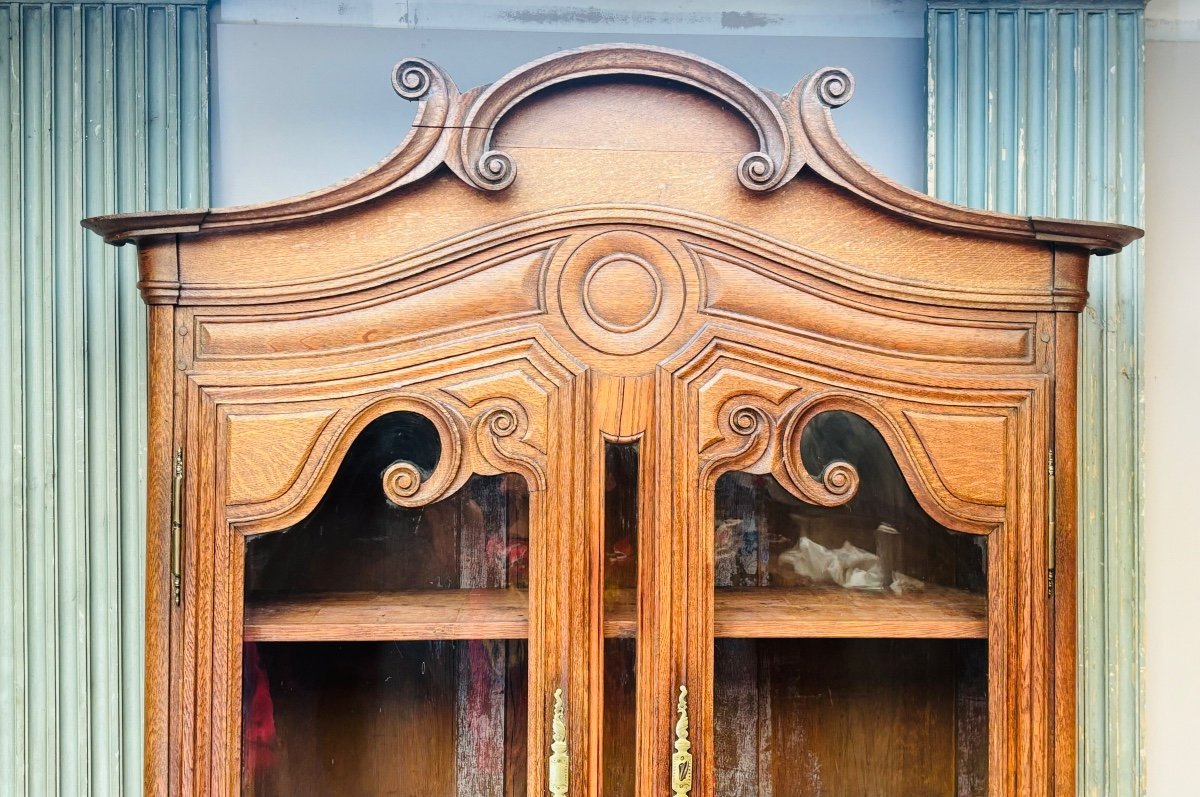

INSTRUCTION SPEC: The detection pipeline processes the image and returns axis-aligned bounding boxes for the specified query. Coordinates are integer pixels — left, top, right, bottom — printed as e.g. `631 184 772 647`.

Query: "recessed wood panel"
196 245 551 359
226 409 336 506
695 244 1034 363
905 411 1009 507
494 79 758 154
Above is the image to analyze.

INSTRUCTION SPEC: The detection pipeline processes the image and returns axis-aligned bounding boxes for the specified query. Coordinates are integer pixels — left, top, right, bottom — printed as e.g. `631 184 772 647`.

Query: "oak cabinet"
84 45 1140 797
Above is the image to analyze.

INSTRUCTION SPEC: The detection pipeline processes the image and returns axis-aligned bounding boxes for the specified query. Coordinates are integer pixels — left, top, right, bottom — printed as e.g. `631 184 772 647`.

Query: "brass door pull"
672 685 693 797
548 688 568 796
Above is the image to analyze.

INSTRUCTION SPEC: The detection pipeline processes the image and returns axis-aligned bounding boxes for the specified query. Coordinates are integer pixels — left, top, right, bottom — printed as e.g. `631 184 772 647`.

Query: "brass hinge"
171 448 184 606
1047 448 1056 599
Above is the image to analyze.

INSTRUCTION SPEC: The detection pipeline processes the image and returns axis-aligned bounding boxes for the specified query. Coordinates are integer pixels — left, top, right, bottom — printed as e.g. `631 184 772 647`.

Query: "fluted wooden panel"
927 4 1144 796
0 3 207 794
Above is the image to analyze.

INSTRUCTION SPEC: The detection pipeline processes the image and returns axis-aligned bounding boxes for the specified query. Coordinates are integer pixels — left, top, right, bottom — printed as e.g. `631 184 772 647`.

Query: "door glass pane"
242 640 528 796
241 410 530 796
603 442 638 796
713 410 988 797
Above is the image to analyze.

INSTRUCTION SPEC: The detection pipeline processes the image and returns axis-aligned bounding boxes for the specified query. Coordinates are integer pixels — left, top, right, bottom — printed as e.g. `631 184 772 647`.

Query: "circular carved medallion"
558 230 685 355
582 253 663 333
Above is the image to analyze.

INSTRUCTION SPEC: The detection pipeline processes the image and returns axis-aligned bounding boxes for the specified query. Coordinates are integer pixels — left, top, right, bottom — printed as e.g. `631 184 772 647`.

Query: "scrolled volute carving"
457 43 794 192
699 397 781 486
807 66 855 109
470 399 547 491
818 460 860 499
728 405 766 437
699 392 861 508
391 57 440 101
737 151 779 190
474 149 517 191
772 396 861 507
373 395 471 509
381 459 424 502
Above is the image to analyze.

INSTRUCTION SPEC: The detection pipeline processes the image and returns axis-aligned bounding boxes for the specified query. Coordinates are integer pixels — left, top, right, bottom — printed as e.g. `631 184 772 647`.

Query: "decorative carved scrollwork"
698 398 778 487
372 395 470 509
471 400 547 491
775 397 863 507
457 44 794 193
391 57 438 100
692 375 859 504
380 460 423 503
818 460 860 499
806 66 855 109
701 393 861 507
736 152 778 191
87 46 1141 255
375 393 550 507
473 149 517 191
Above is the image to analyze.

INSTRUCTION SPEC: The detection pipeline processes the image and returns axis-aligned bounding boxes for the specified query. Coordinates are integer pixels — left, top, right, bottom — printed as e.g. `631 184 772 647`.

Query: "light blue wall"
210 24 928 204
1144 36 1200 797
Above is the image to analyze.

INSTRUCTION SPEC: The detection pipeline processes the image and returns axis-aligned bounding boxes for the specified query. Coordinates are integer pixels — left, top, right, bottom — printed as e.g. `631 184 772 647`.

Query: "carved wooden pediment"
84 44 1137 252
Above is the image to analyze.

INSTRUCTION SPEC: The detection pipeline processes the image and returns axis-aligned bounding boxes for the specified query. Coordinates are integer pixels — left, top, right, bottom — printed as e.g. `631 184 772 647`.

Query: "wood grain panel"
225 410 336 506
243 589 529 642
695 244 1034 363
714 586 987 639
905 410 1008 507
196 244 551 359
494 79 757 155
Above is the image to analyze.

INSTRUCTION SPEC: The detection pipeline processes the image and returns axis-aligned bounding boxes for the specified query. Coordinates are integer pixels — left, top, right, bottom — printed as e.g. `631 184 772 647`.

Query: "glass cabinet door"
601 441 639 797
240 411 531 796
711 411 989 797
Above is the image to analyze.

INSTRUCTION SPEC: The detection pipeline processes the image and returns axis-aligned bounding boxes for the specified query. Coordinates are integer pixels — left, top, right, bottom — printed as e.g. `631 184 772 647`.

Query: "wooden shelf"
244 589 530 642
244 585 986 642
714 586 987 639
604 589 636 638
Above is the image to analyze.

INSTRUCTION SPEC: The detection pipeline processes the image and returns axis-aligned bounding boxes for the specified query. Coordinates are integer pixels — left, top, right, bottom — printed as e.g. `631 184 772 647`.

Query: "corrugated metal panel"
0 3 208 794
927 4 1144 796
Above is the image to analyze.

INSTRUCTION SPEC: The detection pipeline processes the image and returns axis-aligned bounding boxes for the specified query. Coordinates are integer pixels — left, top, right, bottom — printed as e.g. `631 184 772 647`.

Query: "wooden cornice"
81 43 1141 254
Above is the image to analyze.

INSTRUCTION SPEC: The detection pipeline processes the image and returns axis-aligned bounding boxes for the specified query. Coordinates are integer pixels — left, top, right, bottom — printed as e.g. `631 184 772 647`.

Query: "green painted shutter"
0 3 208 794
927 3 1145 796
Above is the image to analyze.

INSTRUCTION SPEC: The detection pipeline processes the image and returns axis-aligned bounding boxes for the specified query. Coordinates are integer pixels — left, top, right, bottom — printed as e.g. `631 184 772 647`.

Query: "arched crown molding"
455 44 792 192
81 44 1140 254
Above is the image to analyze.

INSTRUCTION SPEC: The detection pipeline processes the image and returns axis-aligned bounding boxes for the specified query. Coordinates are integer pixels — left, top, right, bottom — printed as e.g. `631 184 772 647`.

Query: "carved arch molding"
201 197 1035 538
213 321 1025 541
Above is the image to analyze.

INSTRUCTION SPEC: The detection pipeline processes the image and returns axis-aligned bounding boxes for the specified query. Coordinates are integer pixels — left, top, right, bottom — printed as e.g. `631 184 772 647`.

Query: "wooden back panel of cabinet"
85 45 1139 797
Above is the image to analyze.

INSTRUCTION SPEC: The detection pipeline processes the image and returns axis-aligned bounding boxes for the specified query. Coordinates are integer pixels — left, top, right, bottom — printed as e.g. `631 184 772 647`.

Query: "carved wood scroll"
668 330 1018 534
457 45 794 192
220 333 579 535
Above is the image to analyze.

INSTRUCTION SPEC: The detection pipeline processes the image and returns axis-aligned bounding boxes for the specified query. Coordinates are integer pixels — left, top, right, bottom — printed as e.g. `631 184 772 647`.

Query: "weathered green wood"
927 3 1144 796
0 3 208 795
